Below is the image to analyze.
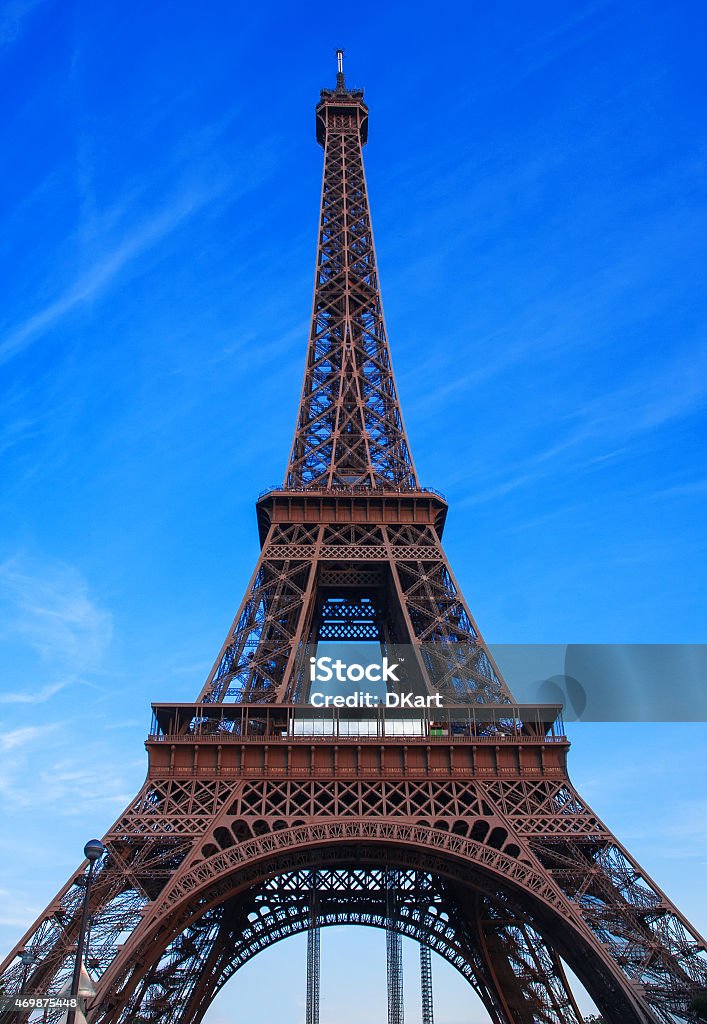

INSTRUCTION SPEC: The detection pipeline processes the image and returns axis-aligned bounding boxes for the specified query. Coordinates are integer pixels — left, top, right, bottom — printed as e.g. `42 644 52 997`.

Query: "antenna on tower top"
335 47 345 90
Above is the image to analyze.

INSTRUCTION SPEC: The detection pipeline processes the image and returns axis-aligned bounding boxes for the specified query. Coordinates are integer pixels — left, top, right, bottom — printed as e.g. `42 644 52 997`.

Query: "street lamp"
17 949 34 993
67 839 104 1024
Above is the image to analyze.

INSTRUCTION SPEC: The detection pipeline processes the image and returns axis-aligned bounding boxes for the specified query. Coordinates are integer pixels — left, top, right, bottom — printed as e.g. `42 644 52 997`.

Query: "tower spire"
287 58 417 490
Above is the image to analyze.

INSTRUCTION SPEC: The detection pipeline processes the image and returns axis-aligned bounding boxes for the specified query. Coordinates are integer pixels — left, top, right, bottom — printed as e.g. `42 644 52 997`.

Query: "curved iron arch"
92 827 649 1024
181 865 582 1024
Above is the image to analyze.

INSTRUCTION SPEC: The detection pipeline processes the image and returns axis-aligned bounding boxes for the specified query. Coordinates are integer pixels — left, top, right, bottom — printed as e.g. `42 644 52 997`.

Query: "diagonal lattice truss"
386 869 405 1024
419 940 434 1024
3 767 706 1024
305 924 320 1024
198 520 511 703
286 82 416 490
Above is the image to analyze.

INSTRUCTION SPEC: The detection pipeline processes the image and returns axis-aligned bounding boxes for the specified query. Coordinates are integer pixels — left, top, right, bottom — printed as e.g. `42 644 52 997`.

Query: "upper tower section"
285 52 418 492
315 48 369 146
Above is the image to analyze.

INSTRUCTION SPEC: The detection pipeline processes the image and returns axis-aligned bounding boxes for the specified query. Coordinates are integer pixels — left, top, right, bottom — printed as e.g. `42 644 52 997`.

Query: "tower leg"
386 870 404 1024
306 927 320 1024
387 929 404 1024
419 943 433 1024
469 892 584 1024
306 870 320 1024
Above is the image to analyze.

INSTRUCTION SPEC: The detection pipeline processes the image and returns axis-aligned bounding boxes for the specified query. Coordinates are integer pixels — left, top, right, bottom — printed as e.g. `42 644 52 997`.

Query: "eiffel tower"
2 53 706 1024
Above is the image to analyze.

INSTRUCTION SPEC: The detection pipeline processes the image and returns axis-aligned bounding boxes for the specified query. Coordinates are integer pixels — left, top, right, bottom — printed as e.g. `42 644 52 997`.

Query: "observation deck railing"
148 702 566 743
257 484 447 501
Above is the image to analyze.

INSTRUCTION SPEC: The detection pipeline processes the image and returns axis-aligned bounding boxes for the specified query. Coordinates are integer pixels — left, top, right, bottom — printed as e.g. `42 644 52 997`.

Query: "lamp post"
85 916 99 970
67 839 104 1024
17 949 34 993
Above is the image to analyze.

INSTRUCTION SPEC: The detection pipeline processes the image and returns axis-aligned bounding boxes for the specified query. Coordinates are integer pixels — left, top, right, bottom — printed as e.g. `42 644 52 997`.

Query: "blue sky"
1 1 706 1020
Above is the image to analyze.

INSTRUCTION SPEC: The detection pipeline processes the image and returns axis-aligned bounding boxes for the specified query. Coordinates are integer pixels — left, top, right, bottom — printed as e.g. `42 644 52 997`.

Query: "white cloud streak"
0 0 47 52
0 184 226 366
455 337 707 508
0 681 68 704
0 723 58 753
0 886 41 928
0 554 112 679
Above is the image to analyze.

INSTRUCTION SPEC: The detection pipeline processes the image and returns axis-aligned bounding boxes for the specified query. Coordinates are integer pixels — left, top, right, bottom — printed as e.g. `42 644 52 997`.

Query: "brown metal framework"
286 70 415 490
305 911 319 1024
420 938 434 1024
387 869 405 1024
2 55 706 1024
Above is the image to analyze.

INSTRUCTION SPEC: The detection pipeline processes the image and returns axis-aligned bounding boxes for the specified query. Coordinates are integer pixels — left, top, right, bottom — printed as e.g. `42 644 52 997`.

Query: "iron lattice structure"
420 941 434 1024
306 870 320 1024
306 926 320 1024
387 870 405 1024
196 60 512 708
285 66 415 491
2 55 707 1024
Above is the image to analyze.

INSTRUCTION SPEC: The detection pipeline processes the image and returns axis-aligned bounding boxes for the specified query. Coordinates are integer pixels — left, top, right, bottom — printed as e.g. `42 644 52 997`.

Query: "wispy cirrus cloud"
454 336 707 508
0 725 62 804
0 554 112 696
654 478 707 500
0 183 227 366
1 106 280 370
0 723 59 753
38 753 140 814
0 886 42 928
0 414 41 457
0 0 48 52
0 727 141 814
0 681 68 705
